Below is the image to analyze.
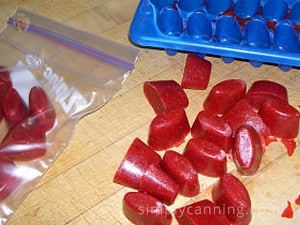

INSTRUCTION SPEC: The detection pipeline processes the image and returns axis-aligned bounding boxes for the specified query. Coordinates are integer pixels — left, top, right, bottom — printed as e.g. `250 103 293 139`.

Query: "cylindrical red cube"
29 86 56 132
191 110 233 152
123 192 172 225
162 150 200 197
113 138 161 189
144 80 189 114
258 101 299 139
148 108 190 150
139 164 180 205
203 79 247 115
183 137 227 177
233 125 263 176
181 53 212 90
212 173 252 225
246 80 288 110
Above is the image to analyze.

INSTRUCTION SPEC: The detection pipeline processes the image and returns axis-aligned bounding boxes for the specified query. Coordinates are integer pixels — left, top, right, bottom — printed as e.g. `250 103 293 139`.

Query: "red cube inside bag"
0 122 47 161
29 86 56 132
2 88 29 128
0 157 22 201
0 66 12 122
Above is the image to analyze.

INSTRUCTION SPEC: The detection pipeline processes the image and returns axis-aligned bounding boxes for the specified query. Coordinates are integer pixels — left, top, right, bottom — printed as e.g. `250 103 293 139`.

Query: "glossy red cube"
0 66 12 122
148 109 190 150
144 80 189 115
233 125 263 176
29 86 56 132
212 173 252 225
2 88 29 128
258 101 299 139
191 110 233 152
162 150 200 197
181 53 212 90
139 164 180 205
245 80 288 110
0 122 46 161
222 99 270 138
123 192 172 225
183 138 227 177
203 79 247 115
113 138 161 189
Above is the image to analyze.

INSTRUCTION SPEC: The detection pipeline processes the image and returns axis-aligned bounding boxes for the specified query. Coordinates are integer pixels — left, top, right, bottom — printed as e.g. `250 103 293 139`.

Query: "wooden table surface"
0 0 299 224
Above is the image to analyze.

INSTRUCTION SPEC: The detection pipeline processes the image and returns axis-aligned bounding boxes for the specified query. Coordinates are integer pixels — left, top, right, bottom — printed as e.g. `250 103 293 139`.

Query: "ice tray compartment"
129 0 300 71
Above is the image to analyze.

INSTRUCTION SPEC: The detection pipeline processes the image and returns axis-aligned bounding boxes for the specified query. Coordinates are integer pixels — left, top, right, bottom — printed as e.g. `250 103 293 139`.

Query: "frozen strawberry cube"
233 125 263 176
29 86 56 132
212 173 252 225
191 110 233 152
148 108 190 150
245 80 288 110
2 88 29 128
0 122 46 161
181 53 212 90
203 79 247 115
0 157 22 201
161 150 200 197
0 83 11 122
183 137 227 177
258 101 299 139
113 138 161 189
0 66 12 122
139 164 180 205
123 192 172 225
144 80 189 115
175 199 230 225
222 99 270 138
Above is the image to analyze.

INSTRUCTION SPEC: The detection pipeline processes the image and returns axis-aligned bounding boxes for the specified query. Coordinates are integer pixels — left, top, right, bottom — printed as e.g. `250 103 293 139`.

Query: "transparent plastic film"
0 8 140 224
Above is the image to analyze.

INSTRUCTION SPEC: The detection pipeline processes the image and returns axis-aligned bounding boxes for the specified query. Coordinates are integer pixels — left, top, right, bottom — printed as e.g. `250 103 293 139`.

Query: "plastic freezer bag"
0 7 140 224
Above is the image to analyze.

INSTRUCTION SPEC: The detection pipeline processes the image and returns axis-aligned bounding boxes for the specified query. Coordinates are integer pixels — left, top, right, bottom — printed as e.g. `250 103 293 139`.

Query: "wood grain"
0 0 299 224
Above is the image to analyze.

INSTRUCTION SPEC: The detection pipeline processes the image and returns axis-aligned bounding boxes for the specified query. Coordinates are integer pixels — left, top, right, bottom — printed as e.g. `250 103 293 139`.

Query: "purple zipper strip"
7 18 135 71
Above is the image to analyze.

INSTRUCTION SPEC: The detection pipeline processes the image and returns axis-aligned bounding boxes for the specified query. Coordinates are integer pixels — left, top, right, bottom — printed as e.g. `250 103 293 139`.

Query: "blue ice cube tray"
129 0 300 71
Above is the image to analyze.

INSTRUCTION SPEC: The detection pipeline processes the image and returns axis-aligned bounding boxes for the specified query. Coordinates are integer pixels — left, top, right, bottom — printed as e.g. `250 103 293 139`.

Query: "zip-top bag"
0 8 140 224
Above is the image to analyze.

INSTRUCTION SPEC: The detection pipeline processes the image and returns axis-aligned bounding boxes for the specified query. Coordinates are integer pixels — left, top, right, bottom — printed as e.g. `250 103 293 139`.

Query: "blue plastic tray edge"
129 0 300 69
